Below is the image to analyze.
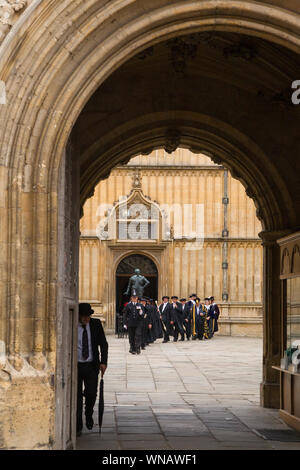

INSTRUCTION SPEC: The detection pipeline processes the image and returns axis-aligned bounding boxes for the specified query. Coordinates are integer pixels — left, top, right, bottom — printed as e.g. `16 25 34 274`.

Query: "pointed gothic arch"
0 0 299 449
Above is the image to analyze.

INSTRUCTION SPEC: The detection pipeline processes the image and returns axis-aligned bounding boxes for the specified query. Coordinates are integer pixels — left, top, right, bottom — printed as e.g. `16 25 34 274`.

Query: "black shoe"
180 338 185 341
76 430 82 437
141 346 145 350
86 417 94 430
136 349 141 355
162 340 169 343
173 339 178 342
187 337 190 341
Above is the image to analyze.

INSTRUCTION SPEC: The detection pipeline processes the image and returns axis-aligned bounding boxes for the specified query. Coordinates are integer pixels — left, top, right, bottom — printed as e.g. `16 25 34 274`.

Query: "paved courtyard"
77 335 300 450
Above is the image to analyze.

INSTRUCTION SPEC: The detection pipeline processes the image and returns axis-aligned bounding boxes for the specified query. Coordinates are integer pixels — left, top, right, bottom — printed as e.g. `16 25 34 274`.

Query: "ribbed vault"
73 32 300 231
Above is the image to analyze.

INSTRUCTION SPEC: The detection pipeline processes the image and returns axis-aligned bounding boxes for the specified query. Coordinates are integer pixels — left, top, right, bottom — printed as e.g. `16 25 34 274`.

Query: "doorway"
115 254 158 332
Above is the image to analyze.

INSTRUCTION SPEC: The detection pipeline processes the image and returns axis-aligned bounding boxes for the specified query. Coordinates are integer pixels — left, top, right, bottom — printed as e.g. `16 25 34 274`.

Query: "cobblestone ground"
77 335 300 450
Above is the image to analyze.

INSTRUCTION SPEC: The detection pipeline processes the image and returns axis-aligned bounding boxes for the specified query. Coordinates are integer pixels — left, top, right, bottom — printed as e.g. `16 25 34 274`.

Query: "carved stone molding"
228 240 262 248
259 230 292 247
118 168 223 177
164 129 181 154
278 231 300 277
0 0 28 44
131 168 142 190
80 237 99 247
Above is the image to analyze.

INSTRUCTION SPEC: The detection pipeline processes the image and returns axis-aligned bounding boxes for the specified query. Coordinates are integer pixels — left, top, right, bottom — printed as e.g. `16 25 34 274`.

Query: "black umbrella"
98 374 104 434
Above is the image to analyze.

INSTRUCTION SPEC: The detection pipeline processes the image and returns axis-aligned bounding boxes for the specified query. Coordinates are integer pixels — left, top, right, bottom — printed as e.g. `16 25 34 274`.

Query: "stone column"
259 230 290 408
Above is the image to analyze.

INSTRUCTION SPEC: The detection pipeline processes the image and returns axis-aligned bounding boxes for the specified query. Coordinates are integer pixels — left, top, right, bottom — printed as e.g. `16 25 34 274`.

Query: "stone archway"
0 0 299 450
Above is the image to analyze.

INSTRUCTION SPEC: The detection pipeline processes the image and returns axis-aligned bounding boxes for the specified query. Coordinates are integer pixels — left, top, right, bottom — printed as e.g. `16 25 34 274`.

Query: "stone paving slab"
77 335 299 451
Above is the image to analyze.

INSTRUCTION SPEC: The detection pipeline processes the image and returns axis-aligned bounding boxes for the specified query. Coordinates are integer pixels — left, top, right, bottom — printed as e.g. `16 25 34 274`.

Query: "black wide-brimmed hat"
171 296 178 299
79 303 94 316
162 295 169 300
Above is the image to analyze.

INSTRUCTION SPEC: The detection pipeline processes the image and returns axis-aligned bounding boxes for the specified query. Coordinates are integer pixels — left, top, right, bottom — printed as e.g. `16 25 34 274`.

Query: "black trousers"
161 319 172 341
208 317 215 338
128 323 142 351
141 319 148 347
185 319 192 338
193 315 204 339
173 320 184 341
77 362 99 430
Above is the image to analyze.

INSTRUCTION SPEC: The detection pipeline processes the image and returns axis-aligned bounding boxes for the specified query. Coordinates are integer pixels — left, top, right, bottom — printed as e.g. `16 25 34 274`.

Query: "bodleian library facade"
79 149 263 336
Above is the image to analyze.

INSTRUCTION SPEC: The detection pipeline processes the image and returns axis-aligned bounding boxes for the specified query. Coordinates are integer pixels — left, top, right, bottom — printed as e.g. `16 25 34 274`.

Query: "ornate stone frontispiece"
0 1 27 44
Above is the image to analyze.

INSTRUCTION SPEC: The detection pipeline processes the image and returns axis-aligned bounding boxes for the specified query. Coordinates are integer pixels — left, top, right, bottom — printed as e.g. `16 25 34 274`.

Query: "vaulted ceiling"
73 32 300 230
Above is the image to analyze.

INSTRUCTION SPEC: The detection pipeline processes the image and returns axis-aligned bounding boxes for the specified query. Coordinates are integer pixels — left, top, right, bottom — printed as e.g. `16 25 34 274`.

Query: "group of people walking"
122 293 220 355
76 295 220 434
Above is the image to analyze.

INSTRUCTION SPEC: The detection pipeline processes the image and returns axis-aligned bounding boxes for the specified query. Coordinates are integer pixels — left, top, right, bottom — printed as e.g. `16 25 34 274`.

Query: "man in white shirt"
77 303 108 436
159 296 173 343
186 294 197 339
171 296 184 342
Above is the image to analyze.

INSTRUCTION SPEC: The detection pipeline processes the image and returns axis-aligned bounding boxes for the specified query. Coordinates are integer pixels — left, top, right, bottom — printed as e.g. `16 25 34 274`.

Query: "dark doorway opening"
115 254 158 333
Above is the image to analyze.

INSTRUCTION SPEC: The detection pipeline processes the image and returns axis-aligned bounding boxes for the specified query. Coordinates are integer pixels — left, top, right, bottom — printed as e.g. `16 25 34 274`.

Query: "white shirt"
162 302 168 312
78 322 93 363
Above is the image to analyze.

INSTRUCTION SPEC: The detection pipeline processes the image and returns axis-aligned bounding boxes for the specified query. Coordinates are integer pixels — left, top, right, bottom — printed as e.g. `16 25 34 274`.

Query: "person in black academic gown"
159 296 173 343
146 298 156 344
148 298 162 343
171 296 184 342
194 297 205 340
140 298 149 350
186 294 197 340
203 297 210 339
123 294 145 354
210 296 220 333
140 297 154 349
180 298 190 340
153 299 164 340
206 297 216 339
77 303 108 436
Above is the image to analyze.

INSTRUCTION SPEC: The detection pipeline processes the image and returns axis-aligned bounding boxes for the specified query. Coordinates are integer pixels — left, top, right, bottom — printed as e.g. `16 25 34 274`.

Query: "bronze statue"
124 268 150 297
